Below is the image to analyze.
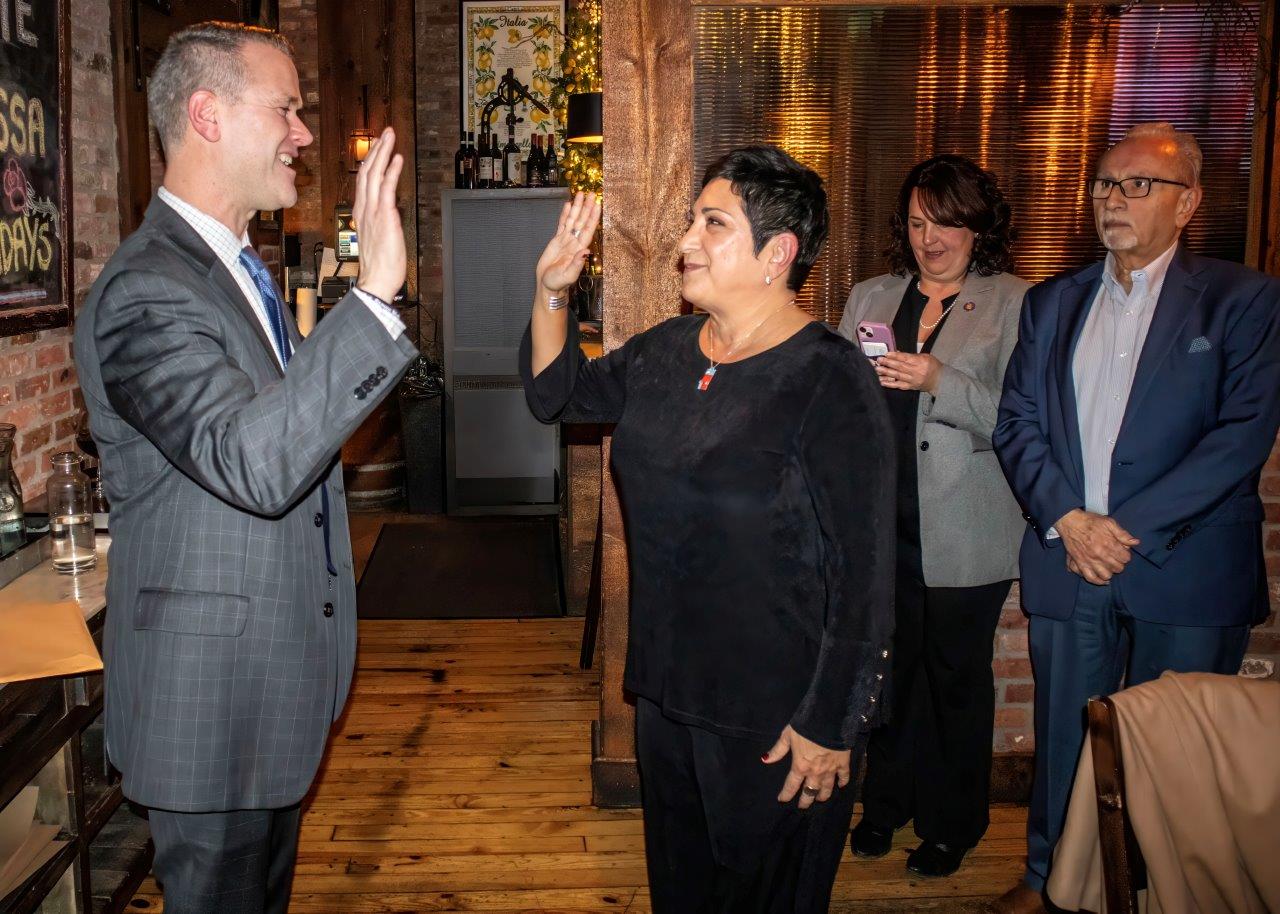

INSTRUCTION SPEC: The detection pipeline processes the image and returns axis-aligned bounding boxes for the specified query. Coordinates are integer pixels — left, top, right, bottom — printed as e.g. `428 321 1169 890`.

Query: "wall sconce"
566 92 603 143
348 129 375 169
348 84 374 172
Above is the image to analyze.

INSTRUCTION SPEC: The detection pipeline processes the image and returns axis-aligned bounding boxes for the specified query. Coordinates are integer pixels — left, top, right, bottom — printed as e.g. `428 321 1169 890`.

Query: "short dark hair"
885 154 1016 278
701 145 829 292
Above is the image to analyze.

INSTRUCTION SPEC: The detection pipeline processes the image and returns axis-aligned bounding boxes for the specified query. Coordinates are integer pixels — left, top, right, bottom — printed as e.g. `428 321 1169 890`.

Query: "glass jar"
0 423 25 553
48 452 96 573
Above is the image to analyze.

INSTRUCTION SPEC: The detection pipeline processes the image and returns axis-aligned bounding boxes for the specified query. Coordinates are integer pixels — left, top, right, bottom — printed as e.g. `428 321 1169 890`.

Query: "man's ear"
1174 185 1203 230
187 89 221 144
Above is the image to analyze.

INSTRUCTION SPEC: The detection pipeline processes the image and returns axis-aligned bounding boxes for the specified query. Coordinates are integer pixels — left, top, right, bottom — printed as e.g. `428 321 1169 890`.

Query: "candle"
296 287 317 337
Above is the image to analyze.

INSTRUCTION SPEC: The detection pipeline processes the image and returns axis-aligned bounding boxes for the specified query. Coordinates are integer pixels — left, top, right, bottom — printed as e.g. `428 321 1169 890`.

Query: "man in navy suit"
990 122 1280 914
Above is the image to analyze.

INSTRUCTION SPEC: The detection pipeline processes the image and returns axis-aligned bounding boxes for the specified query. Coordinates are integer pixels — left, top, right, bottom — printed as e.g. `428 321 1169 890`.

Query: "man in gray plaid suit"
73 22 416 913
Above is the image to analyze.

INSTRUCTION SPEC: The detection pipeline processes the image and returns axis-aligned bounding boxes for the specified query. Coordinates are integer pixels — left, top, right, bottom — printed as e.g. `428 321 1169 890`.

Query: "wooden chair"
1086 695 1148 914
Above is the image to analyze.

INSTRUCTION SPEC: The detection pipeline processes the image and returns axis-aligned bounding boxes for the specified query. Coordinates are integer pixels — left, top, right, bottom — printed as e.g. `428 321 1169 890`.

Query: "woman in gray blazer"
837 155 1027 879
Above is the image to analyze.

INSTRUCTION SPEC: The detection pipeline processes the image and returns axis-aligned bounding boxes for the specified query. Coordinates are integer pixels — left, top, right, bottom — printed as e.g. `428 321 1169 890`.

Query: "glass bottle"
544 136 560 186
0 423 25 553
48 452 96 573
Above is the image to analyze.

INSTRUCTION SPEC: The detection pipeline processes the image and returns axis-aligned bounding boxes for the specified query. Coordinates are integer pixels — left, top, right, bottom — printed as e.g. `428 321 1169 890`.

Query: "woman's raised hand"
537 191 600 295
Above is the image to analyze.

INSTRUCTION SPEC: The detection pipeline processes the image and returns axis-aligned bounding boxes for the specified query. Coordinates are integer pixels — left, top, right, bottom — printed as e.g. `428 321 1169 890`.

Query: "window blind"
693 3 1259 325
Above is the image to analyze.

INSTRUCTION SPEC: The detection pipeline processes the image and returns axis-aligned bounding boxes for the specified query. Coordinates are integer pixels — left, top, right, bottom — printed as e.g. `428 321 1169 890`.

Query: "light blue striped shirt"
158 187 403 368
1072 241 1178 514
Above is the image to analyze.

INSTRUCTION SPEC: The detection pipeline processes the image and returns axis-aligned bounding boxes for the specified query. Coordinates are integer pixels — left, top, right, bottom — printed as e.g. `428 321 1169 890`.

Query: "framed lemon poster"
461 1 564 152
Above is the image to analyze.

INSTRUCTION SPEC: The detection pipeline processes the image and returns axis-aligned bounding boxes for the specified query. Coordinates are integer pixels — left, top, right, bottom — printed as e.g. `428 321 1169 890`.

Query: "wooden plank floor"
126 515 1027 912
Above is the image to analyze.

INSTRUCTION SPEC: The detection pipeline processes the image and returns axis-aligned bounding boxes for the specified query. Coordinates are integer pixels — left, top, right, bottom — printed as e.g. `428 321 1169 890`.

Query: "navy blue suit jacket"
994 245 1280 626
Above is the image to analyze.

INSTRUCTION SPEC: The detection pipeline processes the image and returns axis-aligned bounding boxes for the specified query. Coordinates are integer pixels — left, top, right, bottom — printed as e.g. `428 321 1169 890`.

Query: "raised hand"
537 191 600 295
353 128 407 304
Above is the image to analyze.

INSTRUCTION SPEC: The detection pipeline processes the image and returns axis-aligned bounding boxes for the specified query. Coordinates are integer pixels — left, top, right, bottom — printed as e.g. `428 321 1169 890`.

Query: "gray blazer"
837 271 1028 587
73 198 417 812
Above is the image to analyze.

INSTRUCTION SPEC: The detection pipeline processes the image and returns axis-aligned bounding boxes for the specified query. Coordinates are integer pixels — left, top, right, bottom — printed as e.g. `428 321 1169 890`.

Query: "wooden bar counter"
0 538 151 914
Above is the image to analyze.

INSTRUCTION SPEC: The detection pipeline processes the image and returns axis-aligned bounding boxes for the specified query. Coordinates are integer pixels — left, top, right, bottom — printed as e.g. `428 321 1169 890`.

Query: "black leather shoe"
906 840 970 877
849 821 895 859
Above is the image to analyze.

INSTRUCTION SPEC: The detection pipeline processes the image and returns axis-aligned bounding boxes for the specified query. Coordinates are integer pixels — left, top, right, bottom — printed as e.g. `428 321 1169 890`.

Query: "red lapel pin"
963 301 976 312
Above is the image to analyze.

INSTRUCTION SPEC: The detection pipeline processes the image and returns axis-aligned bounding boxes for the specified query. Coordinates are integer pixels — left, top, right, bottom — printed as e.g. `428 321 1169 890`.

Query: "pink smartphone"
856 321 896 359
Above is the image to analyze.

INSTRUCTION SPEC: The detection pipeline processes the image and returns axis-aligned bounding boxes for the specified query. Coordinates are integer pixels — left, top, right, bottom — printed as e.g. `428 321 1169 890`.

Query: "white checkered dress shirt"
158 187 403 367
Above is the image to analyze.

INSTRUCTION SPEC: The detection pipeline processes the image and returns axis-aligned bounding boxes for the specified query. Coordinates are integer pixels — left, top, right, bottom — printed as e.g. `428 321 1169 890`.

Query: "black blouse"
885 283 957 579
520 315 895 750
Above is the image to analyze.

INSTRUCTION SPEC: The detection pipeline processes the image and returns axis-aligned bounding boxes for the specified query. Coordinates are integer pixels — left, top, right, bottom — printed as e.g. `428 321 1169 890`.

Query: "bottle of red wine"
544 136 560 186
477 133 493 189
503 132 521 187
526 136 545 188
466 131 479 189
489 133 503 186
454 129 469 189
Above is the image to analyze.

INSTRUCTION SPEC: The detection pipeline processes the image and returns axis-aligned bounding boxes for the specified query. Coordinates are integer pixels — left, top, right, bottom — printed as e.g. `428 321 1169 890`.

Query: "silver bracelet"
546 293 570 311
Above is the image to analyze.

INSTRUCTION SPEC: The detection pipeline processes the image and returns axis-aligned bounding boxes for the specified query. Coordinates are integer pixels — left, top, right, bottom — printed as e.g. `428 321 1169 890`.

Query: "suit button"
314 512 323 527
354 387 366 400
323 602 334 617
919 441 930 451
376 366 388 380
1166 542 1175 551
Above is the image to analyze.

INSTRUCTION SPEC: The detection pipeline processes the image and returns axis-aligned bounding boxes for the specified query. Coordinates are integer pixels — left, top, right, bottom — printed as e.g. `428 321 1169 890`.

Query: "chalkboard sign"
0 1 71 336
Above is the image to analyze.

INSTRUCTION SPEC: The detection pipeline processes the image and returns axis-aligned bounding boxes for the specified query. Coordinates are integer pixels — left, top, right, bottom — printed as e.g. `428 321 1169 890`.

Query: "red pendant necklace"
697 301 793 391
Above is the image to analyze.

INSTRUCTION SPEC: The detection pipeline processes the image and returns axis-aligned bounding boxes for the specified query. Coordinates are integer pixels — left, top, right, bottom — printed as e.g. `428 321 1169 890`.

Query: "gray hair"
147 21 294 152
1120 122 1203 186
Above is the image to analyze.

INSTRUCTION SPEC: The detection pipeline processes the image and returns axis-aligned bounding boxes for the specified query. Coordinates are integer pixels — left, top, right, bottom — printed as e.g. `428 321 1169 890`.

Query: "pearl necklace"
917 279 961 331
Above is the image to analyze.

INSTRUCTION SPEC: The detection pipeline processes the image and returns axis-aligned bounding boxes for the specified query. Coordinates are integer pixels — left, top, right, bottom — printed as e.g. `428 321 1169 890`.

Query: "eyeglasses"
1087 176 1189 199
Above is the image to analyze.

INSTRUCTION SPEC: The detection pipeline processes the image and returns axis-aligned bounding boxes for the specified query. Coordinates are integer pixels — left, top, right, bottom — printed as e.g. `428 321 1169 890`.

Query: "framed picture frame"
460 0 565 154
0 0 73 337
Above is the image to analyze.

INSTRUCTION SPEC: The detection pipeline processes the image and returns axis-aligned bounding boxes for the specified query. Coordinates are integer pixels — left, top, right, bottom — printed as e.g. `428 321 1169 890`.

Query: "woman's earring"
764 274 773 286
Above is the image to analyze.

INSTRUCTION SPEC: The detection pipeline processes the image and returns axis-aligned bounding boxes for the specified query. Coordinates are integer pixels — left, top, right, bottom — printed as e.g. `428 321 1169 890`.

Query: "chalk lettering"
8 91 25 155
15 1 36 48
0 212 52 274
1 0 38 49
0 88 46 158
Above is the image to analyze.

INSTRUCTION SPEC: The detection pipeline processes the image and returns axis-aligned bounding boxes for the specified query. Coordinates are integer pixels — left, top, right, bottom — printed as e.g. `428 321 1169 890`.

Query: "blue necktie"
239 246 338 577
239 246 292 368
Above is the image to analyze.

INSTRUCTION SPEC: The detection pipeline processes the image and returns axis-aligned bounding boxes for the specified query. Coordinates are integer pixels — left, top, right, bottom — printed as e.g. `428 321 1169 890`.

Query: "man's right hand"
1055 508 1140 585
354 128 407 304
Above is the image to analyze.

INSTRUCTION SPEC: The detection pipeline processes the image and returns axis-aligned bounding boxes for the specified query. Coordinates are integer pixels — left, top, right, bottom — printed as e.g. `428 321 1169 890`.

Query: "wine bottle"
454 130 469 189
466 131 479 189
526 136 544 188
544 137 560 186
477 133 493 188
503 133 521 187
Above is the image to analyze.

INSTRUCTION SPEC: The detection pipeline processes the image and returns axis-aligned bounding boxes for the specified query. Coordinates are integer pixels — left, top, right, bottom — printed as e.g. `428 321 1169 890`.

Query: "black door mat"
356 517 565 619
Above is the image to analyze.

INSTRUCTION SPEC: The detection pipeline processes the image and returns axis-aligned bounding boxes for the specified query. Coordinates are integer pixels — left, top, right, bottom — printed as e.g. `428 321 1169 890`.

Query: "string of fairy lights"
554 0 602 194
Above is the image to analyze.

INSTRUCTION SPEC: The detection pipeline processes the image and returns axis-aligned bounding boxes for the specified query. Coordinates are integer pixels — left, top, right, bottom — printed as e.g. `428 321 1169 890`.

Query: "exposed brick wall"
0 0 120 500
280 0 323 238
413 0 459 357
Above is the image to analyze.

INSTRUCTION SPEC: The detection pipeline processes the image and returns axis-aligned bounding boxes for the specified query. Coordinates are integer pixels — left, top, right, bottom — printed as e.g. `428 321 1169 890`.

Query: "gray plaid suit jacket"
73 198 417 812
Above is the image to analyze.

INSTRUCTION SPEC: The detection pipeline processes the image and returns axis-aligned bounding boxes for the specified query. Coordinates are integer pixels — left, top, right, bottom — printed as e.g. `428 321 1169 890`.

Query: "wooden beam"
594 0 693 805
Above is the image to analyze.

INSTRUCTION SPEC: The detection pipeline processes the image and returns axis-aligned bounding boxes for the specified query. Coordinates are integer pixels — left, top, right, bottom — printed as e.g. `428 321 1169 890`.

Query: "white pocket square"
1188 336 1212 354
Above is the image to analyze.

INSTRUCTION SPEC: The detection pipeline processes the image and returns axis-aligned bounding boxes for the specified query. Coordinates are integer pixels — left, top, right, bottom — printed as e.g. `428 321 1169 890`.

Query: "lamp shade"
566 92 603 143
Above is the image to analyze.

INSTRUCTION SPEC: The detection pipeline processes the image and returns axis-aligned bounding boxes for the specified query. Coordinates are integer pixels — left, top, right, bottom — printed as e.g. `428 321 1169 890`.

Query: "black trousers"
859 575 1011 849
148 804 302 914
637 697 860 914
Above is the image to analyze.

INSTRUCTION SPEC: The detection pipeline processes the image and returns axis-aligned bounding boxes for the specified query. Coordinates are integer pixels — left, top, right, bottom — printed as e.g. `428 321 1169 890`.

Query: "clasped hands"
1055 508 1140 585
874 351 942 393
763 725 851 810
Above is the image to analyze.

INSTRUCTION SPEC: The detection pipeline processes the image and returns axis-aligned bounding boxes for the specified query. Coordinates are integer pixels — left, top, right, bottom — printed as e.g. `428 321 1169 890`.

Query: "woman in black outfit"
837 155 1027 878
521 146 895 912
